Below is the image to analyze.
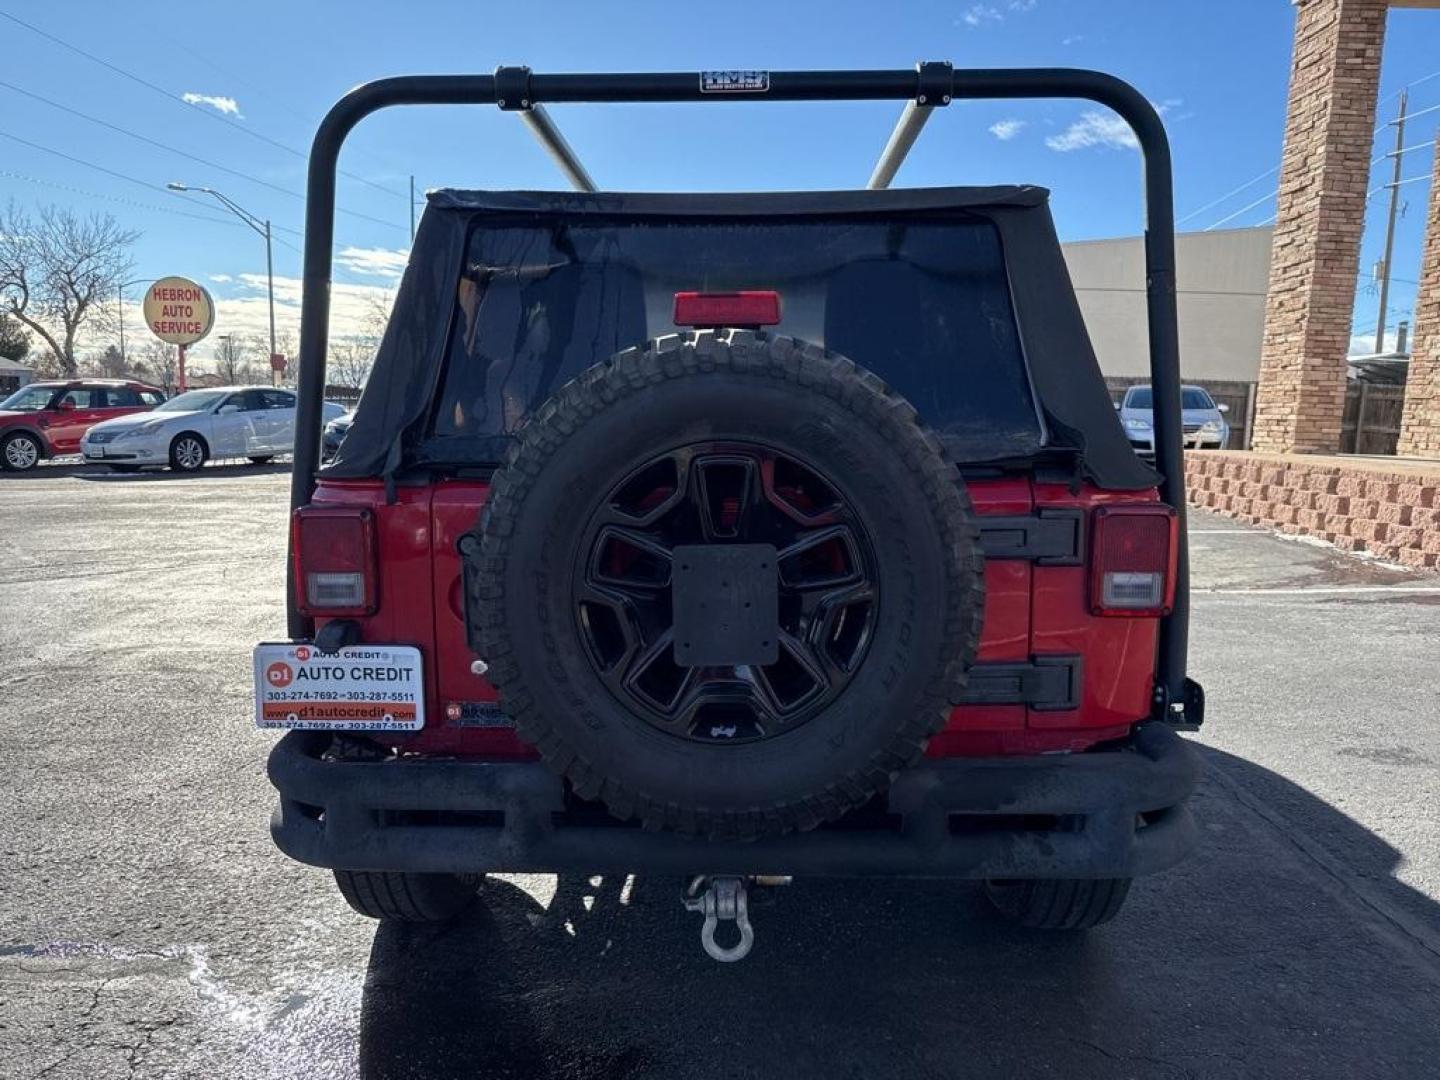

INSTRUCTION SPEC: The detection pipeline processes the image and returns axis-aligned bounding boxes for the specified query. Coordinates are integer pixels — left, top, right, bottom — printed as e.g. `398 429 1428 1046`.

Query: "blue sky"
1 0 1436 362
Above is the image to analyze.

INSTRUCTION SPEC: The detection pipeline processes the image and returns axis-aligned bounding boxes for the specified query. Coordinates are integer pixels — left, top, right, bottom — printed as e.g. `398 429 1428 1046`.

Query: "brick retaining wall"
1185 451 1440 570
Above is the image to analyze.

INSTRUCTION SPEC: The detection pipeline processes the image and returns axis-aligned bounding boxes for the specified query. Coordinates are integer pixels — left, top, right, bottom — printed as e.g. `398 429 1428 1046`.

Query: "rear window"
427 214 1045 463
1126 387 1214 410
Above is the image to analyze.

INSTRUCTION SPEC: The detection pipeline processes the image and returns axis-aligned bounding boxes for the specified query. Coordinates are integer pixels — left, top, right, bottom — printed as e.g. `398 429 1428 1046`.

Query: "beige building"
1063 227 1274 384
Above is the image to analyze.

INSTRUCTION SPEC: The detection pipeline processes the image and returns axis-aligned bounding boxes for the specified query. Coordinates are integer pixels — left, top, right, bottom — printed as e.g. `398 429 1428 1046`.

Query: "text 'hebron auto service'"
141 276 214 346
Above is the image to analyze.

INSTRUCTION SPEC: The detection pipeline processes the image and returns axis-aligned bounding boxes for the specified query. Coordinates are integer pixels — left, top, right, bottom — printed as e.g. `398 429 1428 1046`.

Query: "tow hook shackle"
683 876 755 963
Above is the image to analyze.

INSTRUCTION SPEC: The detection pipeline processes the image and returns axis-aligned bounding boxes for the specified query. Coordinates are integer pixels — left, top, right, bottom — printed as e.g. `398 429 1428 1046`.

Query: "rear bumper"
268 722 1200 880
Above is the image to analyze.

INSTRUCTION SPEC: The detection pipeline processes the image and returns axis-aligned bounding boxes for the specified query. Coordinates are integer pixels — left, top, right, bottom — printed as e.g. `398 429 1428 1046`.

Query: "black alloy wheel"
576 442 879 745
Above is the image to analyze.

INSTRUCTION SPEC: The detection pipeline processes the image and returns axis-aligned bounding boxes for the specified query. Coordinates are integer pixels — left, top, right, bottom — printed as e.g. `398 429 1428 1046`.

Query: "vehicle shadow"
356 747 1440 1080
71 460 293 482
0 460 109 480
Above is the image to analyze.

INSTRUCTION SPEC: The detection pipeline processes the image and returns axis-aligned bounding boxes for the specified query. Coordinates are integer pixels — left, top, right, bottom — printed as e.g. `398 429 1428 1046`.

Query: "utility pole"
264 218 278 385
1375 90 1407 354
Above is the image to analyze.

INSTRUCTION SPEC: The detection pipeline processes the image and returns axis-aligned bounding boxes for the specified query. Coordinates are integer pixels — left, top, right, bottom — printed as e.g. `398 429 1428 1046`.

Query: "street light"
166 182 277 383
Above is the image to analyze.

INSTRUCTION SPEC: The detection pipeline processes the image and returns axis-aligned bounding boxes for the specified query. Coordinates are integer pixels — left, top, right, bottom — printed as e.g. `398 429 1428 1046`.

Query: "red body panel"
1025 482 1160 748
305 473 1166 761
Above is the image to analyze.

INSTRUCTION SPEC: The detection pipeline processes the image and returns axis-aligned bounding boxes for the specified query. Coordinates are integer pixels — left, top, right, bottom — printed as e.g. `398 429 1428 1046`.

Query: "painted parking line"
1194 585 1440 596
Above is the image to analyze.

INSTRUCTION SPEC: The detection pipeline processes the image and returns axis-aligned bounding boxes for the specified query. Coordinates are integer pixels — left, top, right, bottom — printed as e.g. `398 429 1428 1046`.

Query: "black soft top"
329 185 1156 490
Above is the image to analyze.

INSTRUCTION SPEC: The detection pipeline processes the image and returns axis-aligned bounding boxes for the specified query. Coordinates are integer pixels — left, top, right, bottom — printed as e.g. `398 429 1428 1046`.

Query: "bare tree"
84 344 128 378
245 331 284 384
328 292 392 390
328 339 373 390
0 202 138 376
139 339 177 391
214 335 251 384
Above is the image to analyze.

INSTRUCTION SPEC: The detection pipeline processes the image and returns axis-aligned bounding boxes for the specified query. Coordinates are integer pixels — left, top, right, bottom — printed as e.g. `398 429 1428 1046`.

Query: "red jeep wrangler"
259 63 1203 961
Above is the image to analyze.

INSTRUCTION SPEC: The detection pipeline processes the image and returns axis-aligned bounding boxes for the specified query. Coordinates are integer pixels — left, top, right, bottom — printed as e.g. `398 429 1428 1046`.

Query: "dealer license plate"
253 642 424 731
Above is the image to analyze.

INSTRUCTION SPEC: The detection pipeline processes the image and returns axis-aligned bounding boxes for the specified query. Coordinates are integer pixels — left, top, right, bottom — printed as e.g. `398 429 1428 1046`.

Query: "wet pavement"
1 464 1437 1079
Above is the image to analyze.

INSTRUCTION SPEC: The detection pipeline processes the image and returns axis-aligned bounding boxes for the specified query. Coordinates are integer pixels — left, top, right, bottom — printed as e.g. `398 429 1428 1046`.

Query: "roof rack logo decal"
700 70 769 94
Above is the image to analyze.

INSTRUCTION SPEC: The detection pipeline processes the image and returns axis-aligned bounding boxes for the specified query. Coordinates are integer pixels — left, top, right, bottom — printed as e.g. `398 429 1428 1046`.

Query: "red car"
0 379 166 471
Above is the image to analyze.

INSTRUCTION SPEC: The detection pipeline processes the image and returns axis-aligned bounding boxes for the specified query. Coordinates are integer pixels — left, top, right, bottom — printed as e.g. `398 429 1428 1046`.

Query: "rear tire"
168 433 208 472
1 432 42 472
984 878 1132 929
472 330 985 840
333 870 480 922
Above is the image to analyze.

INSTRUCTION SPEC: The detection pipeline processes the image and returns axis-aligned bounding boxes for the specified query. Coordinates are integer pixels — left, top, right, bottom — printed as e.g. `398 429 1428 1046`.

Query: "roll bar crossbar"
287 61 1190 712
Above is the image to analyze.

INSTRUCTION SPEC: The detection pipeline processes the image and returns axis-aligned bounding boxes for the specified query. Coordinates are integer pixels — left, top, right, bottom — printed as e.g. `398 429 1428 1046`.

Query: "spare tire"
469 330 984 839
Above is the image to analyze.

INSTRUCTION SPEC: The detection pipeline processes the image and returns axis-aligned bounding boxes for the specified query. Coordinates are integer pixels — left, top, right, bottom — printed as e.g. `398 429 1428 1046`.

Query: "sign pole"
178 344 187 393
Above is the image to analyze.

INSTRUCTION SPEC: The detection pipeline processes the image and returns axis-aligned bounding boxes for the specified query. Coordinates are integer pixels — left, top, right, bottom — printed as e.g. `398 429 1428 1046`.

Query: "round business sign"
142 276 215 346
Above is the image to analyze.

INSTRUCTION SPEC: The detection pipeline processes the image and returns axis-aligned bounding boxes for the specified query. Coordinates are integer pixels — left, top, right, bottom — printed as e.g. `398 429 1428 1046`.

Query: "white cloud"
988 118 1027 141
1045 102 1179 153
208 273 232 283
960 1 1034 25
182 92 241 117
1062 34 1085 46
336 246 410 281
1045 111 1138 152
1349 331 1401 357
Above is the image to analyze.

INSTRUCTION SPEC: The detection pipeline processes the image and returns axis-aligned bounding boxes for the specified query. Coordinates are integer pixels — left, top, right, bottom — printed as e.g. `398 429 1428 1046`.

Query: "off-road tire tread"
984 877 1132 929
472 330 985 839
332 869 477 922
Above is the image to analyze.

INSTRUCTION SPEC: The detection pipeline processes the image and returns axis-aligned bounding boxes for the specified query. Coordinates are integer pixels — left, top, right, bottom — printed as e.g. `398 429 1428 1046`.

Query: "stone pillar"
1396 134 1440 457
1252 0 1389 454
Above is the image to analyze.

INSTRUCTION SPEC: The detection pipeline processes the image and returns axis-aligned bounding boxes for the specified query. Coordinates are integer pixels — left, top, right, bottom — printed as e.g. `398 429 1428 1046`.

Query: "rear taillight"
291 506 378 617
673 290 781 327
1089 506 1178 617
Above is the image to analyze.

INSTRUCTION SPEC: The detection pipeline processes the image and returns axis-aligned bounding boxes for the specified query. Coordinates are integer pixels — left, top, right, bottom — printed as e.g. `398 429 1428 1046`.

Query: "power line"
1204 188 1279 231
159 33 404 184
0 127 210 203
0 167 239 227
1381 66 1440 107
1187 79 1439 231
1209 145 1434 231
1178 165 1279 226
0 79 311 204
0 81 405 235
0 8 406 202
0 127 341 256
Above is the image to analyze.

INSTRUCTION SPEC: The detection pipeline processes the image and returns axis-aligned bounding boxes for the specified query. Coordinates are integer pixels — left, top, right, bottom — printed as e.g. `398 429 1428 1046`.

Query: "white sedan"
81 386 346 473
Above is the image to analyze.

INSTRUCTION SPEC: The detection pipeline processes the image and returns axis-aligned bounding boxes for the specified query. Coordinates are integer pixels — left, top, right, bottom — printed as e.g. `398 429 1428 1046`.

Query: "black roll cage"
287 62 1191 715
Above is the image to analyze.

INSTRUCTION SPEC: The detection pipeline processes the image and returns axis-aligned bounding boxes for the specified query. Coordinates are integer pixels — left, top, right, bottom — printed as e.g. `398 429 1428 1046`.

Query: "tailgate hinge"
957 655 1081 712
977 509 1084 565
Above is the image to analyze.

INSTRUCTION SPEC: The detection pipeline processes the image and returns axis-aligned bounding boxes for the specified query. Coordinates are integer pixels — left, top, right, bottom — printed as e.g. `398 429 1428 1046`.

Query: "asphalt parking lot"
2 463 1438 1080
